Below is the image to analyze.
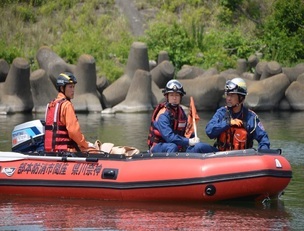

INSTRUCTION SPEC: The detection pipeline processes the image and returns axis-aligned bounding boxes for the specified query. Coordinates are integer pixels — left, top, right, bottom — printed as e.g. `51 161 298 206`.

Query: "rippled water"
0 111 303 230
0 196 292 231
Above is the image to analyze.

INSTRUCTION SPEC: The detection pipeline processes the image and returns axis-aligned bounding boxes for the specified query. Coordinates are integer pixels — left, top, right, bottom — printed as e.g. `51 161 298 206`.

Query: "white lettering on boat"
16 162 102 176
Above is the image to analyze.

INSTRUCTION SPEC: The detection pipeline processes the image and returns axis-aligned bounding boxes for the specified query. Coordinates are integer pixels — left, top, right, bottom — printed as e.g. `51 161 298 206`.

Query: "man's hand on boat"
87 142 95 148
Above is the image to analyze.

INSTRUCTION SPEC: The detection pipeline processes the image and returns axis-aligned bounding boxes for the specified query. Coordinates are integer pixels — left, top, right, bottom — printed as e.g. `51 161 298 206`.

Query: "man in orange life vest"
205 77 270 151
44 72 98 152
148 79 216 153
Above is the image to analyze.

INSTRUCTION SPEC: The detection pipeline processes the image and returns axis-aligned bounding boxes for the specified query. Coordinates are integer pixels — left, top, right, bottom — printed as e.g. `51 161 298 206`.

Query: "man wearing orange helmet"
44 72 98 152
148 79 216 153
206 77 270 151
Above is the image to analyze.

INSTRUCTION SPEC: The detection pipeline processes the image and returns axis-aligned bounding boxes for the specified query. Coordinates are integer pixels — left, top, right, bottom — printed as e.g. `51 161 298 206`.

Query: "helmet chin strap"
61 87 71 100
227 103 239 108
165 95 181 108
227 94 245 108
166 101 178 108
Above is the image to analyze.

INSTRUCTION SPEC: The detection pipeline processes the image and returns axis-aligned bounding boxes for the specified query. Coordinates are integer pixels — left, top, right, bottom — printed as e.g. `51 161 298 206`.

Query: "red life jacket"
147 102 187 148
216 107 252 151
44 98 79 152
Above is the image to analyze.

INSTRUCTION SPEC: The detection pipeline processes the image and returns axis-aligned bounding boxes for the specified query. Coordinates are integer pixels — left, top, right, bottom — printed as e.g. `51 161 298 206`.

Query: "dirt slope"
115 0 145 36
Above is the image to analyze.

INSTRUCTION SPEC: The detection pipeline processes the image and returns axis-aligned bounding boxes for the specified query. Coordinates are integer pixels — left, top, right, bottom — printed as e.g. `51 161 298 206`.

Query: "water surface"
0 111 303 230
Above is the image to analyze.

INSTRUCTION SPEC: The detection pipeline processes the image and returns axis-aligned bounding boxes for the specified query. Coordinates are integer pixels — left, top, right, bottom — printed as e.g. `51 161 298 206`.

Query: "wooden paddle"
0 152 98 162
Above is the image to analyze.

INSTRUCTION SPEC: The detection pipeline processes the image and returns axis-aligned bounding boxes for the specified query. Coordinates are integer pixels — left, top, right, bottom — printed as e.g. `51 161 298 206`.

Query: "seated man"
148 79 216 153
44 72 98 152
205 77 270 151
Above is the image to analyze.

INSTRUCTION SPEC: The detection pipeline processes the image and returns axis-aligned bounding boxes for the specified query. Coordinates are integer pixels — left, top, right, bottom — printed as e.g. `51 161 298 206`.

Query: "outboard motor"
12 120 45 152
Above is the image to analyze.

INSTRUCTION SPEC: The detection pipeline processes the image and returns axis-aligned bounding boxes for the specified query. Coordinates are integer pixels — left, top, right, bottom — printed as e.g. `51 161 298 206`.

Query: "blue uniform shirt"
205 106 270 150
153 108 189 148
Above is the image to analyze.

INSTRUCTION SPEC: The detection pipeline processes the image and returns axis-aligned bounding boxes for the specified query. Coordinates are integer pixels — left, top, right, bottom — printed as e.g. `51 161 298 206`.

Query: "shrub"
143 21 200 70
260 0 304 65
0 40 22 63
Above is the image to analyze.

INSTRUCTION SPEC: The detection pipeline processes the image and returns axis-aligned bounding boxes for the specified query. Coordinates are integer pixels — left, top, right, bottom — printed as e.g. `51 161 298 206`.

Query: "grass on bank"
1 0 304 82
0 0 132 82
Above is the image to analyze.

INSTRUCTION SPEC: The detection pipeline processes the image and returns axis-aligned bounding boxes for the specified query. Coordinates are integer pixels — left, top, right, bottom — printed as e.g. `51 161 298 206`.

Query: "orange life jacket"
147 102 187 148
216 108 252 151
217 127 248 151
44 98 79 152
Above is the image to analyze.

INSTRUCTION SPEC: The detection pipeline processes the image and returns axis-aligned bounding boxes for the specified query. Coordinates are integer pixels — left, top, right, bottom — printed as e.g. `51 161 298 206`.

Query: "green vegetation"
1 0 304 82
0 0 132 82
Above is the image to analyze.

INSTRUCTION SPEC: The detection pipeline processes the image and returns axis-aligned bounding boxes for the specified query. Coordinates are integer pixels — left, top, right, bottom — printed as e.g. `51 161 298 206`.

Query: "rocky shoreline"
0 41 303 114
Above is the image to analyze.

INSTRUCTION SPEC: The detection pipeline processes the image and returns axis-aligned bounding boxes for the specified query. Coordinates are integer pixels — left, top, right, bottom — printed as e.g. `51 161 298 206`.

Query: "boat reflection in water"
0 196 290 230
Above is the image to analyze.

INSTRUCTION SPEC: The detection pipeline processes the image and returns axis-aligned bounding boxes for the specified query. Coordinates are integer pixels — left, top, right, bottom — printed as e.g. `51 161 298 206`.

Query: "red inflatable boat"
0 149 292 202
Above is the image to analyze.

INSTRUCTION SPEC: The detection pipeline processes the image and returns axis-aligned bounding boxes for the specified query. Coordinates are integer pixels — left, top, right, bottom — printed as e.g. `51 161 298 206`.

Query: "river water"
0 111 303 230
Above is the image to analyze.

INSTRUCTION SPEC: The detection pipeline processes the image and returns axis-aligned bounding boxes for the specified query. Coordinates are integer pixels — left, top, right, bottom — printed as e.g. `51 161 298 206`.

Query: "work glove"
230 118 243 127
87 142 95 148
189 137 200 146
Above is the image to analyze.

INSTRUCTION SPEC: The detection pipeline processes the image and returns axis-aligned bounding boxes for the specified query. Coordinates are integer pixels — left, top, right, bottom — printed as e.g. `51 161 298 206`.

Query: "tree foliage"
0 0 304 82
261 0 304 65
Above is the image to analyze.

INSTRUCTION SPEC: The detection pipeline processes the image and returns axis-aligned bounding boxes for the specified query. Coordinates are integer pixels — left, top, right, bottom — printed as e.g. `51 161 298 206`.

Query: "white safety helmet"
225 77 247 96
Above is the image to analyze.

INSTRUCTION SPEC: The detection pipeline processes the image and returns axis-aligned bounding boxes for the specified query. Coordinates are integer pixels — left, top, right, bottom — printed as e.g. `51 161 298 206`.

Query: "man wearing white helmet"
205 77 270 151
147 79 216 153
